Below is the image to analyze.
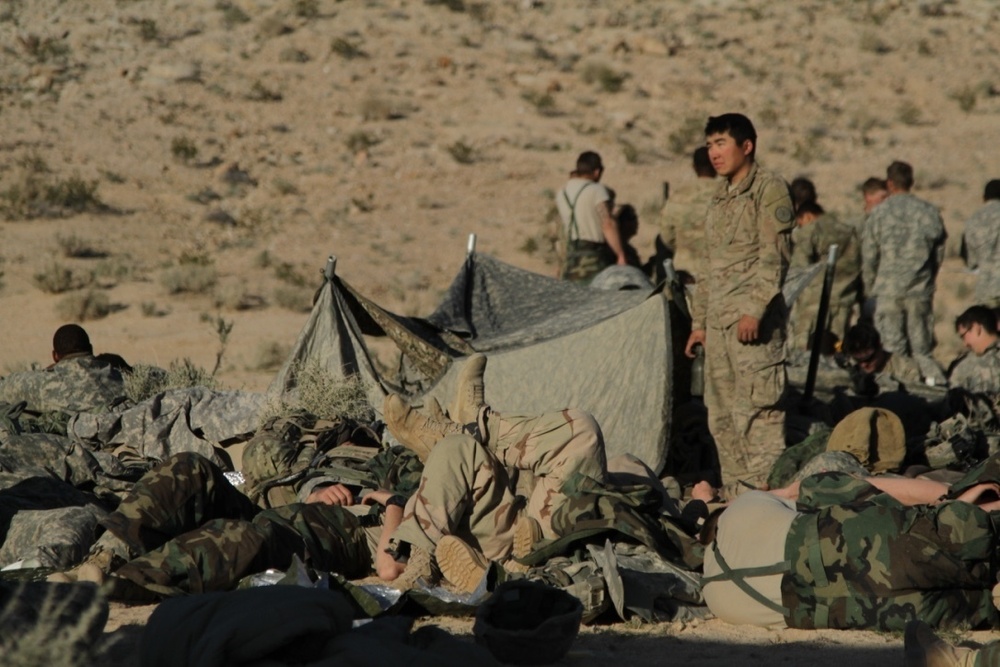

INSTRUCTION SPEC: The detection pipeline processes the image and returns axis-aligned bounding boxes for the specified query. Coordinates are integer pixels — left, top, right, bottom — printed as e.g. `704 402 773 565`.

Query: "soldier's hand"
306 483 355 506
685 329 706 357
737 315 760 343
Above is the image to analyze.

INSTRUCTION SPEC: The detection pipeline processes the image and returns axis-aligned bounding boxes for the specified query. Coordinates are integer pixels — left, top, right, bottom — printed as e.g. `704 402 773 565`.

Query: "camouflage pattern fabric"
0 580 109 664
0 353 126 417
104 453 372 596
949 343 1000 394
962 199 1000 307
874 352 927 393
861 193 946 361
690 163 794 487
766 427 831 489
788 212 862 352
783 472 998 631
561 241 615 283
658 176 717 264
392 408 607 561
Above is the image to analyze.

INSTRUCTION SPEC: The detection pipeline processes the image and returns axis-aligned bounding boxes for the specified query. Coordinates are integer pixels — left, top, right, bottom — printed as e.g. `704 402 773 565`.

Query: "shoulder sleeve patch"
775 206 794 224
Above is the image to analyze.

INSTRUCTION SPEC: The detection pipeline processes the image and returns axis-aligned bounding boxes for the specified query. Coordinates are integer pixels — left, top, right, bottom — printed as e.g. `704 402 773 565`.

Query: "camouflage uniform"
659 177 717 267
392 408 607 562
0 353 125 417
874 352 927 393
103 453 374 596
949 342 1000 394
556 178 614 282
788 212 862 353
861 193 946 368
706 474 999 631
962 199 1000 307
691 162 795 486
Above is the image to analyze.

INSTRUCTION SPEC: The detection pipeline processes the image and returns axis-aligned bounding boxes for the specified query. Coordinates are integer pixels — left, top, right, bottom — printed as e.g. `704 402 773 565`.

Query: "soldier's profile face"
706 132 752 180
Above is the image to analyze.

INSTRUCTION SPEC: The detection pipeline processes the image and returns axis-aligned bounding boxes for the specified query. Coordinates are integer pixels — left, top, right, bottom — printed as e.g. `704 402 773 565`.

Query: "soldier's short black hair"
53 324 92 356
705 113 757 156
692 146 716 178
843 323 882 356
790 177 818 209
861 177 887 195
795 201 825 219
984 179 1000 201
955 305 998 334
573 151 603 176
886 161 914 190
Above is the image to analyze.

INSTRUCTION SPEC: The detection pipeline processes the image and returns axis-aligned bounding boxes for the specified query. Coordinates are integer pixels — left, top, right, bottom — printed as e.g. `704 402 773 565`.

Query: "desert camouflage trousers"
704 318 787 488
783 472 999 631
392 408 608 562
104 453 371 595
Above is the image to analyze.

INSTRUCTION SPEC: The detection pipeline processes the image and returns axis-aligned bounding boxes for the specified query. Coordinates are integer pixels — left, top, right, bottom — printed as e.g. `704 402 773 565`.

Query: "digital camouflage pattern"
949 343 1000 395
783 472 998 631
105 453 373 596
658 176 717 262
962 199 1000 307
691 162 794 487
392 408 607 562
788 212 862 352
861 193 946 360
0 354 126 420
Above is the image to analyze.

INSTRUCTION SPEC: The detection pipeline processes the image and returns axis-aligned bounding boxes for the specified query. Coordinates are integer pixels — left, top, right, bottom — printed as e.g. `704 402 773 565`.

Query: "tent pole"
467 233 477 257
324 255 337 281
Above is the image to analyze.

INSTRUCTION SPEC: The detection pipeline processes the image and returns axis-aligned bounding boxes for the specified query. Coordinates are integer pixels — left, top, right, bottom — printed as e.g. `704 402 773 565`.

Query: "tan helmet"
826 407 906 474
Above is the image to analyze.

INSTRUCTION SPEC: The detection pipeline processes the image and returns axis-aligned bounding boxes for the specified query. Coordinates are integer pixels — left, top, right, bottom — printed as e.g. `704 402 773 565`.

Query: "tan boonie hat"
826 407 906 474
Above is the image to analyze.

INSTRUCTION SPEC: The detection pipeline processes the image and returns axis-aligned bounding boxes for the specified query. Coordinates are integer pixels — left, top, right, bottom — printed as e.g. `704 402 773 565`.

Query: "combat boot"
512 514 542 559
449 353 486 425
436 535 489 593
904 621 976 667
46 548 123 585
383 394 463 462
390 544 440 591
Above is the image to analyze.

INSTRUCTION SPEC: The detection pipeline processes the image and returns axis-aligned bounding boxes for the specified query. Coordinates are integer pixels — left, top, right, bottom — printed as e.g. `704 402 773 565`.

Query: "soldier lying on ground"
702 453 1000 632
50 355 693 600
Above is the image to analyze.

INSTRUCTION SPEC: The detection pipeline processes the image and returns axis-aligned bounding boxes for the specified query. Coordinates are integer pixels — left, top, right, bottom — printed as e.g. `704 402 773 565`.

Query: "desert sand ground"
3 0 1000 663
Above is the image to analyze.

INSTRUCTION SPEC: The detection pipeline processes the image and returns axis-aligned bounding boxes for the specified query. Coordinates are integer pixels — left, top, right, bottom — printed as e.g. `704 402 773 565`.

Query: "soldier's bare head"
572 151 604 180
955 306 999 355
984 179 1000 202
843 323 888 374
705 113 756 183
692 146 716 178
861 177 888 212
795 201 824 227
52 323 92 361
885 161 914 193
790 177 818 211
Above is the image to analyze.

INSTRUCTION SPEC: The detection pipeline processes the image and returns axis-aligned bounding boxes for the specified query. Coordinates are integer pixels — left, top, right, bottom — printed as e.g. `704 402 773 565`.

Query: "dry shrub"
253 340 290 371
274 285 312 312
161 254 218 295
123 359 219 403
56 233 106 258
260 361 373 424
34 262 92 294
56 289 110 321
0 155 105 220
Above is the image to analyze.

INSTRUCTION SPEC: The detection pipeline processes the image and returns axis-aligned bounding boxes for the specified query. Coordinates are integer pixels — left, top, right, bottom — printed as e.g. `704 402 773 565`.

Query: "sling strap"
562 180 596 243
701 540 791 616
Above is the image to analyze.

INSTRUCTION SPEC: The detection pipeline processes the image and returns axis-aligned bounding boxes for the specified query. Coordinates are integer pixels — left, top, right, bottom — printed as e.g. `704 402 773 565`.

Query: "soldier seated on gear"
0 323 128 418
948 305 1000 395
701 456 1000 632
843 322 929 395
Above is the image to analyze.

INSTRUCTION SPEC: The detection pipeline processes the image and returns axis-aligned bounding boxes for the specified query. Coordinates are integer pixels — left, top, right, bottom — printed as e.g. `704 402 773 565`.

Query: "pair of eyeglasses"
851 349 878 365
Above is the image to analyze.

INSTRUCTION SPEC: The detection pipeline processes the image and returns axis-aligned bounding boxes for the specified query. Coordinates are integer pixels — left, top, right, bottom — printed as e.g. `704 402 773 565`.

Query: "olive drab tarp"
271 253 686 473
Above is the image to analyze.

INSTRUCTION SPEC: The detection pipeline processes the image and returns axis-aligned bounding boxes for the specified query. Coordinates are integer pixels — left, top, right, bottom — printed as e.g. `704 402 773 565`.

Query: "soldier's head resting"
572 151 604 181
955 306 999 355
984 179 1000 202
52 323 93 362
790 177 818 211
861 177 889 212
885 160 914 193
692 146 717 178
843 323 889 374
795 201 824 227
704 113 756 182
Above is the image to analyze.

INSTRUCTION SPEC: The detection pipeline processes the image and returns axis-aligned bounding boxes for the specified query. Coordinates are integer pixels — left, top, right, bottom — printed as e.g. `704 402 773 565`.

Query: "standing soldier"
962 179 1000 311
554 151 626 282
861 161 947 385
684 113 795 492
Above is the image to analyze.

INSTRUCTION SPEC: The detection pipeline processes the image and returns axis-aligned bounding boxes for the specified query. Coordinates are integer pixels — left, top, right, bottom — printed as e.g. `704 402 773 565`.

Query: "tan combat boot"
390 544 440 591
904 621 977 667
436 535 489 593
449 353 487 425
383 394 464 462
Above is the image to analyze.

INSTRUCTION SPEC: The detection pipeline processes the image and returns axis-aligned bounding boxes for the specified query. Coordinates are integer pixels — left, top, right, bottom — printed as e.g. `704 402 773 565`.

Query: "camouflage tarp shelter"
270 254 690 473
